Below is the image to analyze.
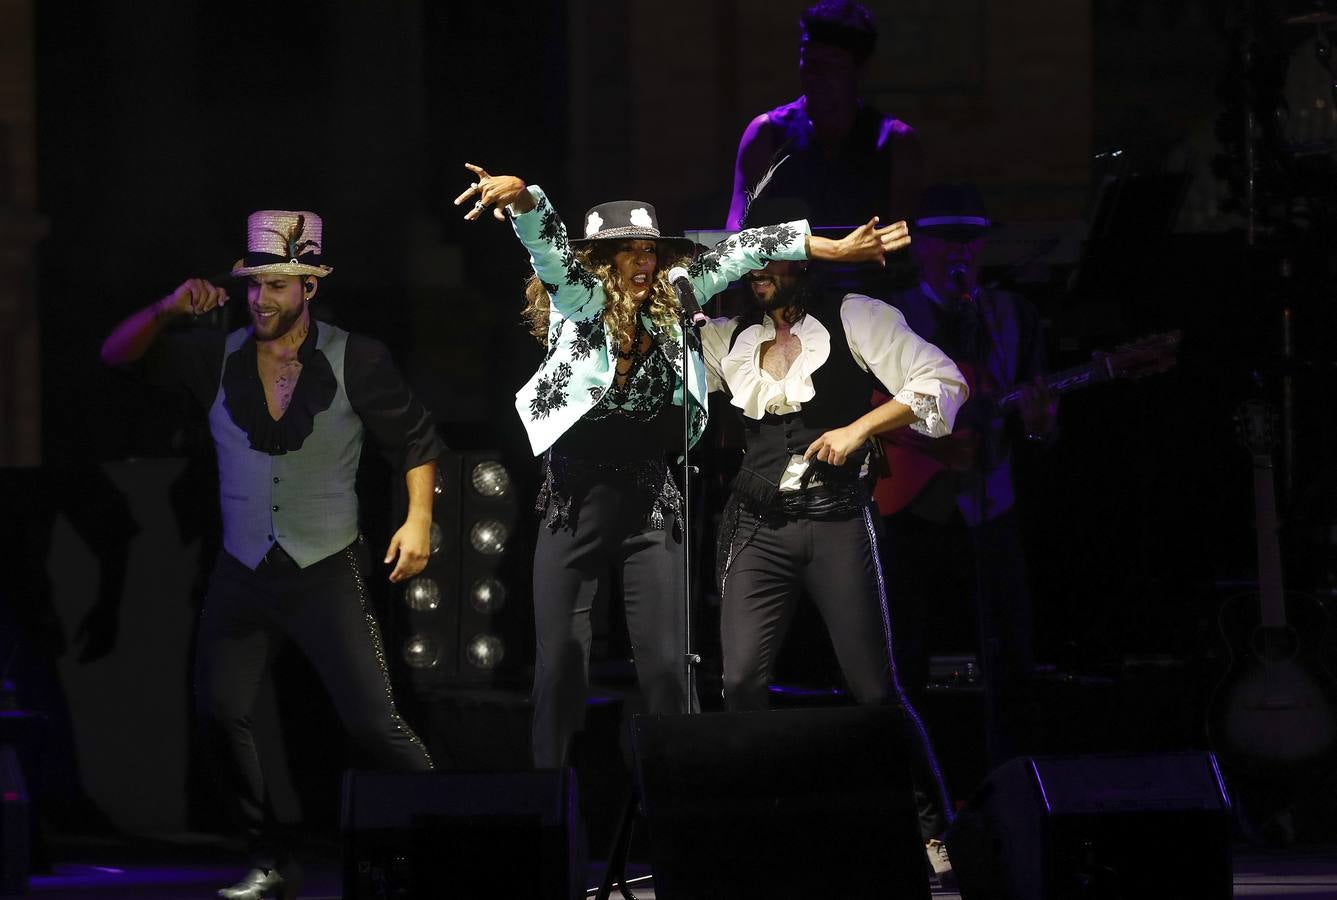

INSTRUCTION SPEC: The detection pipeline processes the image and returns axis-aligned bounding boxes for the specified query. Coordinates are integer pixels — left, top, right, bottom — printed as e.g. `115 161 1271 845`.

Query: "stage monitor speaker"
946 752 1232 900
630 706 931 900
341 768 584 900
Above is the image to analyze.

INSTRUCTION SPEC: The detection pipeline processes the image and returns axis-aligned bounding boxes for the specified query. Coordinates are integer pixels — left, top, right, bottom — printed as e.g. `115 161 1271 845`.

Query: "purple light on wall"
767 683 846 698
31 863 233 889
1208 752 1233 810
1029 758 1052 814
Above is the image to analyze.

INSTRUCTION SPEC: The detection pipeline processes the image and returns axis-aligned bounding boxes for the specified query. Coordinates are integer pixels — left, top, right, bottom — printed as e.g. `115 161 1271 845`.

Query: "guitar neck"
996 357 1112 410
1253 456 1288 628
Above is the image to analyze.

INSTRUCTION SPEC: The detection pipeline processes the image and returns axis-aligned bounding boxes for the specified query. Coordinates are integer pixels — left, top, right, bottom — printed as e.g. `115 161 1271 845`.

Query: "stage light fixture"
468 519 508 556
468 576 506 613
392 449 523 690
470 461 512 498
465 634 505 670
404 577 441 611
402 634 441 669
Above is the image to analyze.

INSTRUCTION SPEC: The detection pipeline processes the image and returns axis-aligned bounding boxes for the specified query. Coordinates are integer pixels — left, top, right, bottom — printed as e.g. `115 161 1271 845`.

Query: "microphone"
667 266 709 328
947 262 972 307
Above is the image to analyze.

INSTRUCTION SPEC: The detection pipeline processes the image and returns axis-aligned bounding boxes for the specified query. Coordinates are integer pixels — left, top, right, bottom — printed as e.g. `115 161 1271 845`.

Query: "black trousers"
195 538 431 867
718 502 951 840
531 474 697 769
882 507 1039 768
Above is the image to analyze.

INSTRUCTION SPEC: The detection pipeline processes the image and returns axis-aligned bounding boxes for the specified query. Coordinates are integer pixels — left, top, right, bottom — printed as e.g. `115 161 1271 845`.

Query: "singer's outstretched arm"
455 168 624 322
806 217 912 266
504 186 605 320
684 215 910 302
685 221 811 299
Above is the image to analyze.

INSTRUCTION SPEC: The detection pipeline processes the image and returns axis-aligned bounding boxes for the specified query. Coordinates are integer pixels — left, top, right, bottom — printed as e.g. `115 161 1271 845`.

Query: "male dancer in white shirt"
698 241 967 878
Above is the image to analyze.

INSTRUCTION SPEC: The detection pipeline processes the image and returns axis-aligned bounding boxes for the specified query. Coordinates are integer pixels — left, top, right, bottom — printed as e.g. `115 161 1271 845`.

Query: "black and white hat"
570 200 696 252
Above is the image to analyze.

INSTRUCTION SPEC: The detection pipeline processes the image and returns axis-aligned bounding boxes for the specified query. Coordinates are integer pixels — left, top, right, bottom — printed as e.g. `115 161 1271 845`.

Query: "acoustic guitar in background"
873 331 1182 516
1207 400 1337 780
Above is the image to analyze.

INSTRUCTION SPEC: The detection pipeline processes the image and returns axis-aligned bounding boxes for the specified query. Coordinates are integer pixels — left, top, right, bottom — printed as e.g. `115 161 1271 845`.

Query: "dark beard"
252 305 304 342
753 276 812 323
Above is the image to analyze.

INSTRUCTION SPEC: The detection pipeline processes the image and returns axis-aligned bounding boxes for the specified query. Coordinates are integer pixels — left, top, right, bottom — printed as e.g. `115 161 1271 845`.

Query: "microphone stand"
596 307 704 900
680 313 704 706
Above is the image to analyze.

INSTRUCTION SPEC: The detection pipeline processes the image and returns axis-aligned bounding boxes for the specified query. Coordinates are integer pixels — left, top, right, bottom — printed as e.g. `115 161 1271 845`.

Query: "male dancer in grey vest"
101 210 438 900
698 236 968 884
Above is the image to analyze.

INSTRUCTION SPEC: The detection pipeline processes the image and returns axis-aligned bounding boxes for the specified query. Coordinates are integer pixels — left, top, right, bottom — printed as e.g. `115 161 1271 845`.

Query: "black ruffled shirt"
138 321 443 472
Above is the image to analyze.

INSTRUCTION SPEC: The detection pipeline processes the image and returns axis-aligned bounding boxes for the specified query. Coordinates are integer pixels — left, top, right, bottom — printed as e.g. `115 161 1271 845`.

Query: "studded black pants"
195 537 431 867
718 503 952 841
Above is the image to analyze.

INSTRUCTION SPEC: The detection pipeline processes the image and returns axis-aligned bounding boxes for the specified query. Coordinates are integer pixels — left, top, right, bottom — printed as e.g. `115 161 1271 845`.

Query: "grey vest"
209 325 363 569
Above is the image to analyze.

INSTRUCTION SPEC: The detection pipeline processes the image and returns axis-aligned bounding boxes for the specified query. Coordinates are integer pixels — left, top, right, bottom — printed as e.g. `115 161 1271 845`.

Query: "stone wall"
564 0 1092 228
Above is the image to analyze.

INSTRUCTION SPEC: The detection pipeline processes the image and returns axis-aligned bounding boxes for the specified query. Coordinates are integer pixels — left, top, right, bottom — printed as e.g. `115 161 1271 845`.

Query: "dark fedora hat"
569 199 697 253
912 183 997 242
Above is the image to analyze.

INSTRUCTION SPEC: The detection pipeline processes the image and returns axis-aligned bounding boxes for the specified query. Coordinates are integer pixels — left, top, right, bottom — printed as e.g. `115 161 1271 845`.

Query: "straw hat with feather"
230 210 334 278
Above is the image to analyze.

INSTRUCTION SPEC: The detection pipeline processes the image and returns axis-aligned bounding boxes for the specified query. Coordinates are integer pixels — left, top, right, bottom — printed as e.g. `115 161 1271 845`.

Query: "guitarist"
875 183 1057 769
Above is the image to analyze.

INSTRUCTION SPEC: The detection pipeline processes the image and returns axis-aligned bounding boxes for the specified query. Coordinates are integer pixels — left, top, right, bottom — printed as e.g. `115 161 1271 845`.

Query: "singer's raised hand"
806 217 911 267
842 217 911 263
164 278 228 318
454 163 531 221
876 219 912 253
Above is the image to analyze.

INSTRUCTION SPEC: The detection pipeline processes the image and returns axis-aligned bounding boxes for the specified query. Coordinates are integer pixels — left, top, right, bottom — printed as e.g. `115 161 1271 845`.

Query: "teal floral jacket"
511 185 810 455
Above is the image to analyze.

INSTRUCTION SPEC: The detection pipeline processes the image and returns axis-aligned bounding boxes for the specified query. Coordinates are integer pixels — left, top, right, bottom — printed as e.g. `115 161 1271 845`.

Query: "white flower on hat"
629 208 653 228
585 211 604 237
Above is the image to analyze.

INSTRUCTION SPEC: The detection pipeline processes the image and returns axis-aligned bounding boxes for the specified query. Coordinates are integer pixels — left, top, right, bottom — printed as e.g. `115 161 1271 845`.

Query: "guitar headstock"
1099 330 1182 382
1235 399 1277 459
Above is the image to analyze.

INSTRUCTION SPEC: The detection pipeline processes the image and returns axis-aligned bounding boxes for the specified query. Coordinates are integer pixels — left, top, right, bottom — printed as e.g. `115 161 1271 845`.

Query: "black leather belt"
772 483 868 520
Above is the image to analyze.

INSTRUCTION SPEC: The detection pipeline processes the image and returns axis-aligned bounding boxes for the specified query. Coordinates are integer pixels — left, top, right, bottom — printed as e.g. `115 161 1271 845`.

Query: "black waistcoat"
727 304 884 508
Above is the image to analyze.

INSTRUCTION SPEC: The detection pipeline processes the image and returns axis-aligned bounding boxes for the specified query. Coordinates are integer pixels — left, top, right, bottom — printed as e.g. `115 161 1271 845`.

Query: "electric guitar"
1206 400 1337 778
873 330 1182 516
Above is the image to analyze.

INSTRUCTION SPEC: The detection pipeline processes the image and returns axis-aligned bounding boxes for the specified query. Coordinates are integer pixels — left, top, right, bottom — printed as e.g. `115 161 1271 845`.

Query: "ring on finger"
473 200 488 211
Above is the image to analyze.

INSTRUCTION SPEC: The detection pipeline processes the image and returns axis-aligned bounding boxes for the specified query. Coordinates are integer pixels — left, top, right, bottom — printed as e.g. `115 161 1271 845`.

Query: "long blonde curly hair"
523 241 689 349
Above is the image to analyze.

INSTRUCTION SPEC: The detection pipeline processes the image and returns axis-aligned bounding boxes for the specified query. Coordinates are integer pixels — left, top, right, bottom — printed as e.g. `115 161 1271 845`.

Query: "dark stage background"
2 0 1336 851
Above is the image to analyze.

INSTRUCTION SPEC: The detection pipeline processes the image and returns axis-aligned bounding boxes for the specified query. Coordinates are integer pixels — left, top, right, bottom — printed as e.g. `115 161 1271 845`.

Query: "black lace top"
553 318 679 459
586 331 673 423
540 317 683 531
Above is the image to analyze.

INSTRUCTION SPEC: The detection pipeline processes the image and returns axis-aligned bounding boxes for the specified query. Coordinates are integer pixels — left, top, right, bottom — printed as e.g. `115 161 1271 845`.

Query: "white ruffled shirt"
700 294 967 490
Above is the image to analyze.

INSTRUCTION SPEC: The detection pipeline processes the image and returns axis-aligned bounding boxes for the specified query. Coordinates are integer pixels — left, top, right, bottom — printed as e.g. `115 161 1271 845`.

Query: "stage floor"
18 842 1337 898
